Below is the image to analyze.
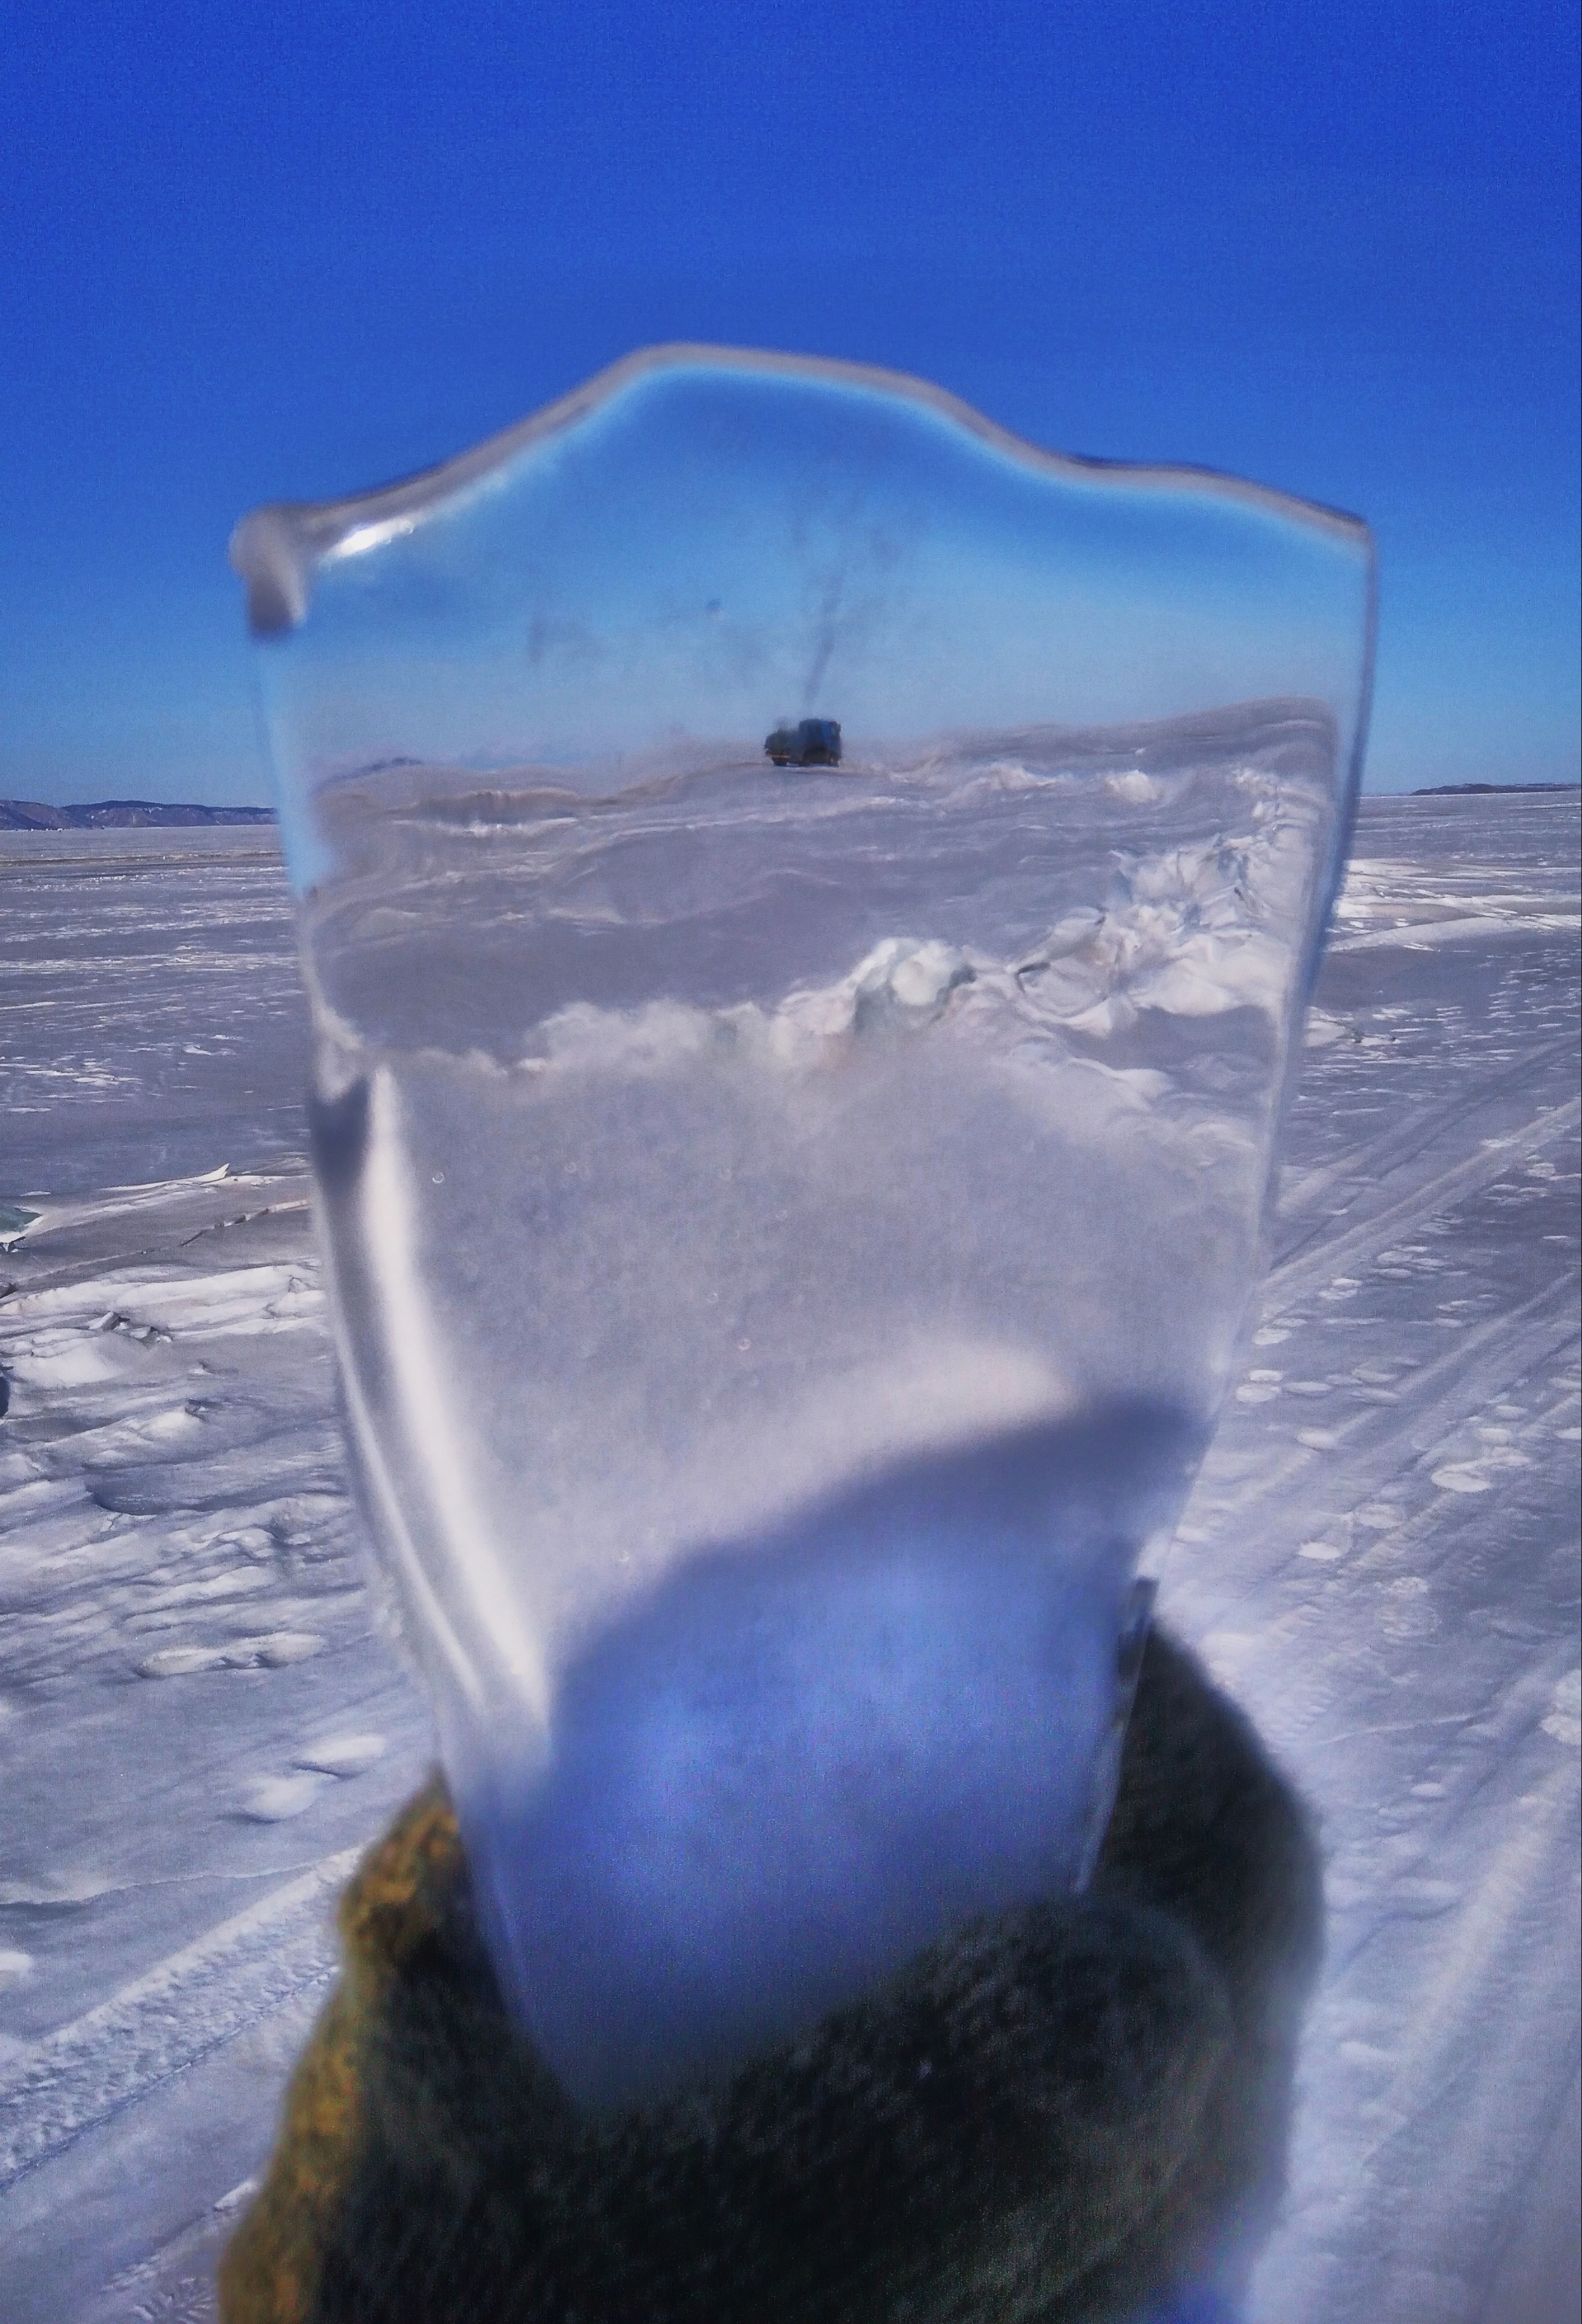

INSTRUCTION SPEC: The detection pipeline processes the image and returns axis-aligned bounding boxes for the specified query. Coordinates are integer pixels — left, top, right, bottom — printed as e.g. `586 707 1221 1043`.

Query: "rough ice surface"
0 794 1576 2315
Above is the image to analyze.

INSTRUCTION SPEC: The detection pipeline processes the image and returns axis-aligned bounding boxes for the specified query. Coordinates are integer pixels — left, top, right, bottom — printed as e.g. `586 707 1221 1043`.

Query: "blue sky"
3 0 1576 803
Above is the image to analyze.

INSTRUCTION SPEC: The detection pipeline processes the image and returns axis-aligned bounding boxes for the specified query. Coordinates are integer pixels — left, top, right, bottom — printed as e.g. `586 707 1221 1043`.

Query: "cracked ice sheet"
0 796 1578 2322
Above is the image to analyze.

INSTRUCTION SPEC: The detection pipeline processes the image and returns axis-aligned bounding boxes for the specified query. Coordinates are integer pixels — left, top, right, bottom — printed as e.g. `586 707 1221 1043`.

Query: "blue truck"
764 717 843 768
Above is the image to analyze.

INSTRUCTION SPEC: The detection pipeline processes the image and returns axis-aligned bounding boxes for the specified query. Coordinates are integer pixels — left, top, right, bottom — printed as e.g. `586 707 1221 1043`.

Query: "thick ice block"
234 347 1373 2110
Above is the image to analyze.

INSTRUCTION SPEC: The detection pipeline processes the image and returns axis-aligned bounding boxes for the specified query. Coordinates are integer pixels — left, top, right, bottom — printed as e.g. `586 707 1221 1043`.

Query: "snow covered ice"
1 786 1575 2320
3 336 1573 2311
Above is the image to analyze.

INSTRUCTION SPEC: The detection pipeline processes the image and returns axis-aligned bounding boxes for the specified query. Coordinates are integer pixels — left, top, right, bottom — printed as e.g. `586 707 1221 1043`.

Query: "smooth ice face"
234 346 1374 2111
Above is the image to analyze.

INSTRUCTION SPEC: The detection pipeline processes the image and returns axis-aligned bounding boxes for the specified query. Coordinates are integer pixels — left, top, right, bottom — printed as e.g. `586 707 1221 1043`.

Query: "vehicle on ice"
764 717 842 767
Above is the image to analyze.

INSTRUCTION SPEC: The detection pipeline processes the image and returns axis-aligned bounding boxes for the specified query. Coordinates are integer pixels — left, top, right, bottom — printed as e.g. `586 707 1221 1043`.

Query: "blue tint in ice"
472 1413 1190 2106
233 346 1373 2110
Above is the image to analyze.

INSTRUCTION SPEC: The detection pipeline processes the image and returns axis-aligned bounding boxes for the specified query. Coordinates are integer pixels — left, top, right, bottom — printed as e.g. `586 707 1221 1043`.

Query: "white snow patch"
245 1631 327 1668
1303 1012 1349 1049
236 1774 328 1824
1102 770 1168 805
0 1876 114 1909
136 1404 209 1442
1542 1670 1581 1749
136 1631 326 1678
1431 1462 1495 1494
293 1731 387 1777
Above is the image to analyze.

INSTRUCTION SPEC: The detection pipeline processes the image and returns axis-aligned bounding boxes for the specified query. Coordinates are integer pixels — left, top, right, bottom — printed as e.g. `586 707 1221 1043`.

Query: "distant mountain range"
0 798 276 831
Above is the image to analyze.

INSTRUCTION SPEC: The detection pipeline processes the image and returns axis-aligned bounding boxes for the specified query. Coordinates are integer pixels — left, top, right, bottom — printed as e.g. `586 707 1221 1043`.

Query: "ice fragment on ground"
0 1951 34 1984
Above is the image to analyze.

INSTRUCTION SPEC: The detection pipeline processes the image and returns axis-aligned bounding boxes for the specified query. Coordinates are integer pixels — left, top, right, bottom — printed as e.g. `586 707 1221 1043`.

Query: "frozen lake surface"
0 795 1577 2322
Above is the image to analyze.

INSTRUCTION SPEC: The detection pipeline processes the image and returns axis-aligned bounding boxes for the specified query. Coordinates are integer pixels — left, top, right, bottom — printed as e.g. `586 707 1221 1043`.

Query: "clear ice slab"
233 345 1374 2110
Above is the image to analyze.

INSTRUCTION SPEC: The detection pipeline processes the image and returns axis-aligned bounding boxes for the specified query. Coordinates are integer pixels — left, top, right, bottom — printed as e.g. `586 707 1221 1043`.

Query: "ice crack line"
0 1847 359 2190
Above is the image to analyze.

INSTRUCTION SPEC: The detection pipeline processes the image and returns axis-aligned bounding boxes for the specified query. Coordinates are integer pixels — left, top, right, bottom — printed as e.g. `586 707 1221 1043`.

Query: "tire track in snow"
1183 1087 1581 1555
1265 1753 1581 2324
1275 1030 1578 1234
1190 1265 1580 1551
0 1848 358 2190
1269 1093 1580 1307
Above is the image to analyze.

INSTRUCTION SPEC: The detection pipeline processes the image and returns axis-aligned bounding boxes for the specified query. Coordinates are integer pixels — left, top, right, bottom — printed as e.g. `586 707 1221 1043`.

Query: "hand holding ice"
235 347 1373 2112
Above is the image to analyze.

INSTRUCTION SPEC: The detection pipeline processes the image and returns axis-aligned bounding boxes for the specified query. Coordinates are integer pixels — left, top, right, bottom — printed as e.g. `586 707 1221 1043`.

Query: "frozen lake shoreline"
1 794 1577 2322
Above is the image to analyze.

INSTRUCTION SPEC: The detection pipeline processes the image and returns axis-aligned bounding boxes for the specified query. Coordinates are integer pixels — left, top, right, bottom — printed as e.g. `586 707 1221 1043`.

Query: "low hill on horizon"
1 798 275 831
4 785 1574 834
1412 781 1577 797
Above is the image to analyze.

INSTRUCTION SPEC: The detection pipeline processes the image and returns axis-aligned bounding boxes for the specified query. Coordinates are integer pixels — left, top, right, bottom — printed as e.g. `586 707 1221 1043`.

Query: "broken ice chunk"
851 937 975 1031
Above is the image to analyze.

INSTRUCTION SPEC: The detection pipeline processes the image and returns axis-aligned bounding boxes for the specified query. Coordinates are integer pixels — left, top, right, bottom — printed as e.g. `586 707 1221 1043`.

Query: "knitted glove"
220 1627 1321 2324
